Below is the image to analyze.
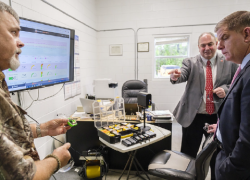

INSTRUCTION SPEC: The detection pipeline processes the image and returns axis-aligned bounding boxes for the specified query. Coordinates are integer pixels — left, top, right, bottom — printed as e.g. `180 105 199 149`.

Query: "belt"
214 138 224 150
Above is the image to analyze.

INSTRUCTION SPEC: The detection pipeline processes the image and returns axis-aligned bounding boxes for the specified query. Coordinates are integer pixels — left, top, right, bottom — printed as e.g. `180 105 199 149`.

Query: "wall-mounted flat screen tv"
3 18 75 92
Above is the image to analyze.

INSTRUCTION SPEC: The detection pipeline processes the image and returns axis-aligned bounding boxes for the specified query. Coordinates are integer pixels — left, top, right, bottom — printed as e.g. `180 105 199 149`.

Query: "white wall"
7 0 97 159
96 0 250 112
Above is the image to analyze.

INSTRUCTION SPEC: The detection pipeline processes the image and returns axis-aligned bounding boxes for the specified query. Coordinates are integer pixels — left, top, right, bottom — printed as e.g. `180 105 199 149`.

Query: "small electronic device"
108 82 118 88
137 92 152 132
139 135 146 141
86 94 95 100
130 136 140 143
145 131 156 138
121 132 158 147
137 92 152 108
134 136 142 143
67 119 77 127
122 139 132 147
126 137 136 144
142 133 150 140
203 123 210 132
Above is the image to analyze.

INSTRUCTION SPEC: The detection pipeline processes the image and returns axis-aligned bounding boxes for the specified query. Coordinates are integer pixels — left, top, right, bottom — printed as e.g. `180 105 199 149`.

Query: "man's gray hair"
198 32 217 45
0 1 19 23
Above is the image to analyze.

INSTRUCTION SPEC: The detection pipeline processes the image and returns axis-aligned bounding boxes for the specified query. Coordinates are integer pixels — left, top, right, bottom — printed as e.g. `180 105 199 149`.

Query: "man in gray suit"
168 32 238 180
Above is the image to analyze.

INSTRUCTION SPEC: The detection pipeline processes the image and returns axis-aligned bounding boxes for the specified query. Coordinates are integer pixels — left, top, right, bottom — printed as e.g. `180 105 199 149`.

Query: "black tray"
97 130 120 144
97 123 140 144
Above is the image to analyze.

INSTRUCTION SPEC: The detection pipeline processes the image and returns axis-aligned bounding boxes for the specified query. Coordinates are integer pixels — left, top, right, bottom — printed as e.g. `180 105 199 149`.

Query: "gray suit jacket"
171 53 238 128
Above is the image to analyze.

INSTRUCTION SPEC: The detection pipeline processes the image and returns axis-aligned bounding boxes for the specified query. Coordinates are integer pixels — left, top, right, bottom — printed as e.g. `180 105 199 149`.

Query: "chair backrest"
122 80 147 104
195 134 217 180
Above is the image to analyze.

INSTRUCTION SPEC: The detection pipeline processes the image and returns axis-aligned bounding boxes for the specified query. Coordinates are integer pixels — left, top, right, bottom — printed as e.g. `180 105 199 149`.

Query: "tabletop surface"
72 112 173 123
99 123 171 153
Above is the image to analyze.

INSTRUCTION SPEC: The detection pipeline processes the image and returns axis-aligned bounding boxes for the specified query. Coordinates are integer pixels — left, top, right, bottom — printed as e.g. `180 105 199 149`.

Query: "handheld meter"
67 118 77 127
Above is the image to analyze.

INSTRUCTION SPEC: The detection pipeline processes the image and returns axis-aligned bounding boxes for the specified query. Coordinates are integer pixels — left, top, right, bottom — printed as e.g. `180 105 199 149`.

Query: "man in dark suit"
168 32 238 180
207 11 250 180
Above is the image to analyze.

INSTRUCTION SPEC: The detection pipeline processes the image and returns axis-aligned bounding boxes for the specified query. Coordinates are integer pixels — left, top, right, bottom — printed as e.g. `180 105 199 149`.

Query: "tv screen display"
3 18 75 92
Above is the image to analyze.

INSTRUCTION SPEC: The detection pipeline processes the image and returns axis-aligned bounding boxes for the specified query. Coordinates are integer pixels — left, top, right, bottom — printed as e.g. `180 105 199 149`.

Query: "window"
154 36 189 78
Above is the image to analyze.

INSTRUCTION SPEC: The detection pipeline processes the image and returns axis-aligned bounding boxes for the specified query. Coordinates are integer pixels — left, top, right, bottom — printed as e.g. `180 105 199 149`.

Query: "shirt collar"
201 53 217 66
0 71 5 81
241 52 250 69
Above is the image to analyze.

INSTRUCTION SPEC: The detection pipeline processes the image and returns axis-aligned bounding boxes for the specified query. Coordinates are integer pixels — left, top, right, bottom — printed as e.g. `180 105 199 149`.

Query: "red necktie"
205 60 214 115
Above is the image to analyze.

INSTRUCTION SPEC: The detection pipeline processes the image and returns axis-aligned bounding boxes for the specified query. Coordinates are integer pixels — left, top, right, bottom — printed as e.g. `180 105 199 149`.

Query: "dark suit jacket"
171 53 238 127
216 59 250 180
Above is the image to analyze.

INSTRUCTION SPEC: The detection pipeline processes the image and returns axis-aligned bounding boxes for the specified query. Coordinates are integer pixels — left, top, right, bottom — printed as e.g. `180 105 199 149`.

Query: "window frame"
152 34 190 80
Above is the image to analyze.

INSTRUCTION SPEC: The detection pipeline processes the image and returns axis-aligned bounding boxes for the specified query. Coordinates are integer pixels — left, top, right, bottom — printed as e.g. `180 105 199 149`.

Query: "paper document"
149 110 173 119
72 112 90 119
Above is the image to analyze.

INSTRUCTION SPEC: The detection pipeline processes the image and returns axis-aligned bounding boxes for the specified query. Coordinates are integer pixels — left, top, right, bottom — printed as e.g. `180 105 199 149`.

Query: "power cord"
25 114 93 179
24 89 40 110
25 114 88 160
21 83 65 110
17 91 22 107
34 84 65 101
52 174 56 180
102 155 108 180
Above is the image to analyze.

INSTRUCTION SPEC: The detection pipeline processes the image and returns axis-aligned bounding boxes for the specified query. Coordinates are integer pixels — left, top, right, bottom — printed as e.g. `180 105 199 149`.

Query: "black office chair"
122 79 148 104
148 134 217 180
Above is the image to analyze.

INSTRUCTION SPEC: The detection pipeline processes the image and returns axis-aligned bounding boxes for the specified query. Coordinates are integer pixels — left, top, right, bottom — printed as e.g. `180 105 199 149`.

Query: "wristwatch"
36 124 42 138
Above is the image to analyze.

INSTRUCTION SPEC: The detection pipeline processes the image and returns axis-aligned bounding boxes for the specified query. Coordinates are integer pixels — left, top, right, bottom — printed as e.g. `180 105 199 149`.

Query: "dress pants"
181 114 217 180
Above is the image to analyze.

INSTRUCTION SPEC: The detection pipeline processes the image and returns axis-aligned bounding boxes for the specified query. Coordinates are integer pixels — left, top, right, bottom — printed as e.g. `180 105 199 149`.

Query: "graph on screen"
3 18 75 92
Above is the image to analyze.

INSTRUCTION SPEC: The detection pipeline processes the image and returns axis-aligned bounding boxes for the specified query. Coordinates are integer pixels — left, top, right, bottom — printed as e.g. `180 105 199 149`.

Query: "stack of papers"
72 111 90 119
149 110 173 122
149 110 172 118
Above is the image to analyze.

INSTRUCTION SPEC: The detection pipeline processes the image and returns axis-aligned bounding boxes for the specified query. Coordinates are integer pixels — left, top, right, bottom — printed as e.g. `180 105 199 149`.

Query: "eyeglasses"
206 94 223 104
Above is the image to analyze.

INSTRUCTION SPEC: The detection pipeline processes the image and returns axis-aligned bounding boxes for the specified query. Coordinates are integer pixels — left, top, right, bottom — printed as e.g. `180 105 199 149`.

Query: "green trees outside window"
154 36 189 78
